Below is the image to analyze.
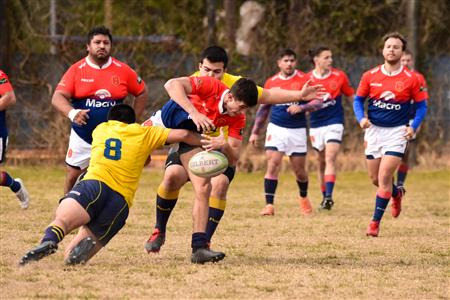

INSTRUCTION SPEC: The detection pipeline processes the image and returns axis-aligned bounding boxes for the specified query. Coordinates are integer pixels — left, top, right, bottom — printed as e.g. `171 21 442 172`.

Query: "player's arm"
249 104 271 147
286 98 324 115
258 79 324 104
51 89 90 126
353 73 371 129
165 128 202 146
0 90 16 111
132 85 148 122
164 77 215 132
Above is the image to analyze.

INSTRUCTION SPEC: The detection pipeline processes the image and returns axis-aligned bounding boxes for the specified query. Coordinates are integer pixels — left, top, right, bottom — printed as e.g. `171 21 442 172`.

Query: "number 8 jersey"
83 120 170 207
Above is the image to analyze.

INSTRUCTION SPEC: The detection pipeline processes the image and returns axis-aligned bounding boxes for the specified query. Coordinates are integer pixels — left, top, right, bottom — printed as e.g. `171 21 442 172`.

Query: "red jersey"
0 70 14 137
262 70 309 128
308 68 354 128
55 56 145 143
356 65 427 127
188 76 245 140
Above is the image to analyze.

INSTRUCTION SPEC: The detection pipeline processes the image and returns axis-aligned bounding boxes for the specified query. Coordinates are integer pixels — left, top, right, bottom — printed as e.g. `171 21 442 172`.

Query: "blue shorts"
64 180 129 246
0 135 8 164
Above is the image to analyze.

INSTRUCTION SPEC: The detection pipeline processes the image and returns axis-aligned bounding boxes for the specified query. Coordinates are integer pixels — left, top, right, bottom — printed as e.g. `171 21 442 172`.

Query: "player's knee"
163 171 186 190
211 178 229 198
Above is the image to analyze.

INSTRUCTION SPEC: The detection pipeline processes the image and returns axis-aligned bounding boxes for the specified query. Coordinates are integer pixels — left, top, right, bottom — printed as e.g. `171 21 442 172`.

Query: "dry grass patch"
1 166 449 299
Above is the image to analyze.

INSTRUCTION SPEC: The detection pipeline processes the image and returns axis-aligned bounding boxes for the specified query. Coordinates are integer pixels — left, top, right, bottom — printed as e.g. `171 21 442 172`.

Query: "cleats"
391 186 406 218
260 204 275 216
15 178 30 209
366 220 380 237
19 241 58 265
191 248 225 264
299 197 312 215
319 196 334 210
65 237 96 265
144 228 165 253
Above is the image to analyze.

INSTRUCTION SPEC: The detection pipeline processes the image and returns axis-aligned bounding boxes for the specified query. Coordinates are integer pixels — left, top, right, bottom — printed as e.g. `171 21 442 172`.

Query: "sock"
397 163 409 186
264 178 278 205
191 232 208 252
324 174 336 198
155 184 179 233
206 196 226 242
296 180 308 197
41 225 65 244
1 172 21 192
372 189 391 222
321 184 326 197
392 184 398 198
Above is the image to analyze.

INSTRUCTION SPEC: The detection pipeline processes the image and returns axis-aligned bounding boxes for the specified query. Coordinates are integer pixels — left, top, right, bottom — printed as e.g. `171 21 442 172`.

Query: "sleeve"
228 115 245 140
353 96 366 123
146 126 171 150
410 75 427 103
125 66 146 96
416 73 429 100
0 71 13 95
55 65 76 95
340 72 355 96
356 72 370 97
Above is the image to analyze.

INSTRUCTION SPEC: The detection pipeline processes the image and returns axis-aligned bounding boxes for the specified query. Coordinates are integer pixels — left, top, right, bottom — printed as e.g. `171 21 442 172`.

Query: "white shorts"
309 124 344 151
364 125 408 159
265 123 307 156
65 129 91 169
0 136 8 164
148 110 165 127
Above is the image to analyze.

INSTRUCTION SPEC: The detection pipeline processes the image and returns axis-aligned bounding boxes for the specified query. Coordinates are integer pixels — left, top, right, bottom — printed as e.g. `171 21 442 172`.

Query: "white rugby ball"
188 151 228 178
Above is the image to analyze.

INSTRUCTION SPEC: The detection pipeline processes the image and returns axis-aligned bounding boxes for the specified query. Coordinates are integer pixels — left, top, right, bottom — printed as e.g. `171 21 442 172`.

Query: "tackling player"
19 104 204 266
353 32 427 237
249 49 323 216
307 46 355 210
0 70 30 209
52 26 148 194
396 49 429 188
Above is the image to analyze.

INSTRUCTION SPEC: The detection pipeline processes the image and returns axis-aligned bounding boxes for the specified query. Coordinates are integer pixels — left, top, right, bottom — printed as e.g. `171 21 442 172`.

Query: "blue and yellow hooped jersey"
83 120 170 207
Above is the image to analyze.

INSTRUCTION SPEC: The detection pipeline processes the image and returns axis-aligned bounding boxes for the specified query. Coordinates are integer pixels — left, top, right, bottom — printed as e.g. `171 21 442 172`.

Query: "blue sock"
324 174 336 198
392 184 398 198
41 225 65 244
191 232 208 252
155 185 179 233
397 163 408 186
296 180 308 197
372 194 390 222
264 178 278 205
206 207 224 242
1 171 21 192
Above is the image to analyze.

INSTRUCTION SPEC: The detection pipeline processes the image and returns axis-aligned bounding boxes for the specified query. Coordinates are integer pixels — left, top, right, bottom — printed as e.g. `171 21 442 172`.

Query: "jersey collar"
277 70 298 80
85 56 112 69
312 69 331 80
381 64 403 76
218 89 230 114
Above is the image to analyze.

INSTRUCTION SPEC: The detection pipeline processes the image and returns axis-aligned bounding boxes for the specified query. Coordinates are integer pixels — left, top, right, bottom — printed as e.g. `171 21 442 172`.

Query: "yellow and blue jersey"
83 120 170 207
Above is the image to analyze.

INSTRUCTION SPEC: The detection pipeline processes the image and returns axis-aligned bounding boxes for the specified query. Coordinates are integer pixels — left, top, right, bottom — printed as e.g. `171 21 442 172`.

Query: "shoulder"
331 68 348 77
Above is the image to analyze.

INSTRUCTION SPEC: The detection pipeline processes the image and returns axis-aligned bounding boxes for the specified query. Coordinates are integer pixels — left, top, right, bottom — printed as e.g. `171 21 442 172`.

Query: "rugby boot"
391 186 406 218
144 228 165 253
191 248 225 264
366 220 380 237
65 237 96 265
299 196 312 215
15 178 30 209
320 196 334 210
19 241 58 265
260 204 275 216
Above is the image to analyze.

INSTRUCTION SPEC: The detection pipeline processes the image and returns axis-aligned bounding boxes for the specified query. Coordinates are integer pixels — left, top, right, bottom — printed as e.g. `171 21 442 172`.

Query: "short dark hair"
403 49 413 56
308 46 331 64
230 78 258 107
87 26 113 45
278 48 297 59
108 104 136 124
200 46 228 68
382 32 407 51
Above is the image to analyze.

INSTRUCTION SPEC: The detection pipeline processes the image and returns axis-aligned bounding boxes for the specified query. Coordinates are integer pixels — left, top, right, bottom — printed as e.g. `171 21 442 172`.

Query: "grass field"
1 166 449 299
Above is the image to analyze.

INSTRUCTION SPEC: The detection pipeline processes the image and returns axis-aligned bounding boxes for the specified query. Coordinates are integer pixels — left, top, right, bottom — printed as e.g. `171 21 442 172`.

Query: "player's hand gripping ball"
188 151 228 178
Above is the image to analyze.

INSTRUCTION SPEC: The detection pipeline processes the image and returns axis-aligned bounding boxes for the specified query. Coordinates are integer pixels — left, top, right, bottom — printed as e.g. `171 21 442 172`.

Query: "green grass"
1 166 449 299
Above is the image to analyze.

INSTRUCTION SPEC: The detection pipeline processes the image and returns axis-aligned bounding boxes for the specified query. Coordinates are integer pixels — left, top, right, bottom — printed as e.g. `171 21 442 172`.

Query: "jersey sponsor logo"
81 78 94 83
372 100 401 110
370 83 382 87
85 99 117 108
69 191 81 196
112 75 120 86
216 118 227 126
94 89 112 99
275 101 298 106
395 81 405 92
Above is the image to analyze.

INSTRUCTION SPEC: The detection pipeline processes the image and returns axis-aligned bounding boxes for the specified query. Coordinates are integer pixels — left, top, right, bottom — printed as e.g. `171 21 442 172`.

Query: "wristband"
68 109 81 122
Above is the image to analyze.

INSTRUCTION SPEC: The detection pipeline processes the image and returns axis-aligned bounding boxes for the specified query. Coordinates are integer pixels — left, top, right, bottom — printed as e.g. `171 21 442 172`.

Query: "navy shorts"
64 180 129 246
0 135 8 164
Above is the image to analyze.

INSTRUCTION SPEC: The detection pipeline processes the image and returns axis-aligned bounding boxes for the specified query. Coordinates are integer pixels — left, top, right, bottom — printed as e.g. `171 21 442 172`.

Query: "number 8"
104 138 122 160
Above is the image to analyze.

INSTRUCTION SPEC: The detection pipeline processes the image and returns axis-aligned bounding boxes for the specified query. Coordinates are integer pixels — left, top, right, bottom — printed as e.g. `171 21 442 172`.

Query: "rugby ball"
188 151 228 178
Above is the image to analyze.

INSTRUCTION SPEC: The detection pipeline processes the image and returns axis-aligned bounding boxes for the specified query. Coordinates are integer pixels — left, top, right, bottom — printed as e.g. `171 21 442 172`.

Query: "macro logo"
379 91 395 101
373 91 401 110
94 89 112 100
322 92 331 101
